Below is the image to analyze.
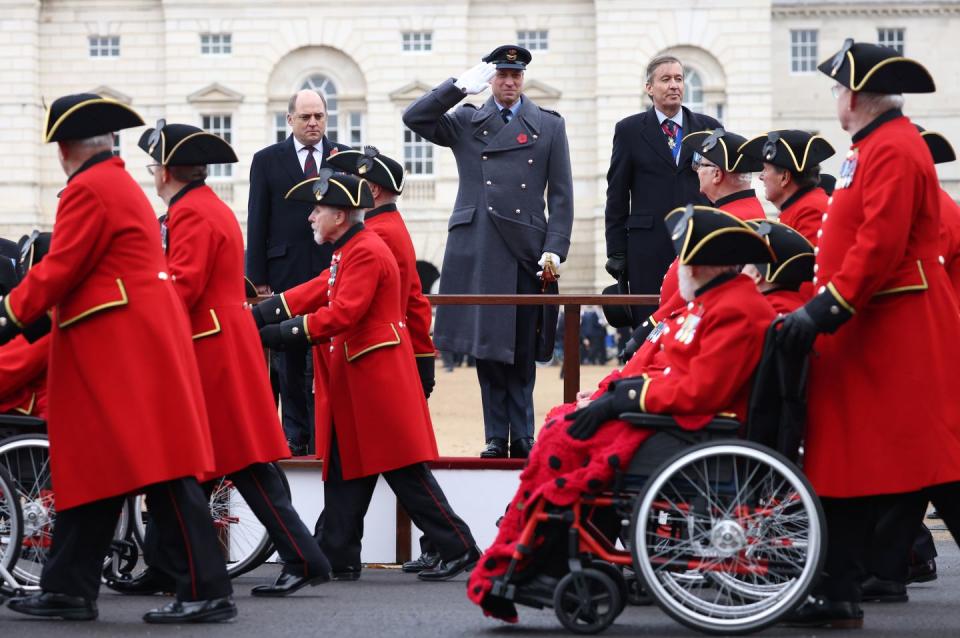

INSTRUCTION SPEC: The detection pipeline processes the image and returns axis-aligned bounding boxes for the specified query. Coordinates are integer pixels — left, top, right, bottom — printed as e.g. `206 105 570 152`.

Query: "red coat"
762 288 807 315
165 183 290 479
286 226 437 480
652 193 765 324
4 156 214 510
362 205 434 357
624 274 774 428
0 334 49 417
778 186 828 247
938 188 960 297
807 114 960 498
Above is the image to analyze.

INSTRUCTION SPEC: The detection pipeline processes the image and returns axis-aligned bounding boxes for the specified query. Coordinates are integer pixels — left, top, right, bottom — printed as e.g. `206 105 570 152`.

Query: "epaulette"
539 107 561 118
460 103 478 110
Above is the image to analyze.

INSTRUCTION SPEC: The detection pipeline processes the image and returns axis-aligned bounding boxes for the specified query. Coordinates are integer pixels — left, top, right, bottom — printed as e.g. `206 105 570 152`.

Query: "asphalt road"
2 538 958 637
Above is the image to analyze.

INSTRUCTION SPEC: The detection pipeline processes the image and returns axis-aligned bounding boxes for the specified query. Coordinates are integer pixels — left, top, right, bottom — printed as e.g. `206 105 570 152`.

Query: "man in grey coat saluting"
403 44 574 459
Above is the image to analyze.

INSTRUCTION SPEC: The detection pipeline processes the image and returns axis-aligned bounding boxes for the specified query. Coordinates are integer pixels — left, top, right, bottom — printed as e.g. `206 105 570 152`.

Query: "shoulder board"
460 103 478 110
539 107 561 118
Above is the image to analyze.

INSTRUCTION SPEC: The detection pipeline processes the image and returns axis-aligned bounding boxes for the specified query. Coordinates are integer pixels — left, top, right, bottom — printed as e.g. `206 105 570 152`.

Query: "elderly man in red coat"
257 171 478 582
0 94 233 623
742 220 816 315
0 257 48 417
778 41 960 628
103 122 330 599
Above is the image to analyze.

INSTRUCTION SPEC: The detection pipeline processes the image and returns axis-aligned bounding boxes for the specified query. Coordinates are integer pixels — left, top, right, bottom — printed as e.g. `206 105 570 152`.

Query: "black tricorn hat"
600 276 634 329
0 259 16 297
16 231 53 281
818 38 935 94
43 93 144 143
666 205 776 266
327 146 404 194
916 127 956 164
746 220 814 285
284 169 375 209
0 238 17 262
819 173 837 196
138 120 237 166
482 44 531 70
682 128 762 173
739 130 835 173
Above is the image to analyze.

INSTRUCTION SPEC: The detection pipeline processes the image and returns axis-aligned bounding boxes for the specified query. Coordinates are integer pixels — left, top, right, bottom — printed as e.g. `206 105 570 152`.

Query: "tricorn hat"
916 126 956 164
138 120 238 166
43 93 144 143
0 257 16 296
16 231 53 281
600 276 635 329
482 44 532 70
326 146 404 194
666 205 776 266
818 38 935 94
739 130 835 173
682 128 762 173
746 220 814 285
285 168 375 209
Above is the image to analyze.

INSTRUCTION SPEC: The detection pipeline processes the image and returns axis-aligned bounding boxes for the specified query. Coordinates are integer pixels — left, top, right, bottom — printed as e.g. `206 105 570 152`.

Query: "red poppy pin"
329 148 338 156
517 133 528 144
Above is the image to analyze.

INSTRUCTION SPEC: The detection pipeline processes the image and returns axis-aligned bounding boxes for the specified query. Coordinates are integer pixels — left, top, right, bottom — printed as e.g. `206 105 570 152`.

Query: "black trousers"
863 493 929 582
140 463 329 579
41 477 231 602
274 345 315 450
315 433 475 571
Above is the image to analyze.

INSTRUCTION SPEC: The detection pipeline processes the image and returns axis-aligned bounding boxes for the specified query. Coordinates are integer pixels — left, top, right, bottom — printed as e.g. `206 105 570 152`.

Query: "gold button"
817 229 823 238
158 272 168 280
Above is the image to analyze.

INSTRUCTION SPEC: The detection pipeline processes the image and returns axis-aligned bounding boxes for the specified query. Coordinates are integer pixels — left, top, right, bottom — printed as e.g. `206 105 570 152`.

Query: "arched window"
300 74 340 142
685 70 704 114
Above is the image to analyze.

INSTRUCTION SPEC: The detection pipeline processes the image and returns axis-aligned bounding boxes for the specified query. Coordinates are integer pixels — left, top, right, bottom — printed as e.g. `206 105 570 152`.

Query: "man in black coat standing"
604 55 720 324
246 89 350 455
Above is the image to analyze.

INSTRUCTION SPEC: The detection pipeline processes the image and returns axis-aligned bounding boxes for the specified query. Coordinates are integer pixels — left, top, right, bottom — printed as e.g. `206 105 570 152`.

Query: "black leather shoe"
401 552 441 573
513 574 559 608
907 558 937 584
287 440 308 457
142 597 237 624
105 567 176 596
480 438 507 459
7 592 98 621
782 596 864 628
250 570 329 597
510 437 535 459
331 566 361 581
417 546 480 581
861 576 908 603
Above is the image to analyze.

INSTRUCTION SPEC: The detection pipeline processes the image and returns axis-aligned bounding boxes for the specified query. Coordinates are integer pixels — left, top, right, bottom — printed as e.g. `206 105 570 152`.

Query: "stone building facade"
2 0 958 291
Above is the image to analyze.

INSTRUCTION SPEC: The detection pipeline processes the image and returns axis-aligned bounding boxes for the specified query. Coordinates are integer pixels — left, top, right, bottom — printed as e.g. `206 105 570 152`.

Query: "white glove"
454 62 496 95
537 252 561 278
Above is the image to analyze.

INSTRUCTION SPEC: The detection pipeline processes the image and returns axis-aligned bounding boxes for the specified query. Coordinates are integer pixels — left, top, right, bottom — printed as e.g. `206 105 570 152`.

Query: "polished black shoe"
480 438 508 459
7 592 98 621
105 567 176 596
286 439 309 457
509 437 535 459
331 566 362 581
250 570 329 597
782 596 864 628
142 597 237 624
417 546 480 581
861 576 908 603
907 558 938 584
401 552 441 573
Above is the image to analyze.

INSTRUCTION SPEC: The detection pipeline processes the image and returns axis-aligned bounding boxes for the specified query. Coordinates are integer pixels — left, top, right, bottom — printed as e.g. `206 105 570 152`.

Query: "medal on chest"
674 307 703 345
836 148 859 190
647 321 667 344
159 216 169 255
328 252 342 296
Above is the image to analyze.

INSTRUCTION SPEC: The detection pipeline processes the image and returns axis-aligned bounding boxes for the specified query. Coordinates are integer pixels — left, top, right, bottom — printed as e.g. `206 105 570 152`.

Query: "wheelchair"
488 323 824 635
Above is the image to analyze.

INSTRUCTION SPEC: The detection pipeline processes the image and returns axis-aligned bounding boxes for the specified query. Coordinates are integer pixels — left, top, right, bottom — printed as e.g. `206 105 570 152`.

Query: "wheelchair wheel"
629 440 824 635
0 466 23 573
553 568 622 635
131 464 286 578
587 560 628 616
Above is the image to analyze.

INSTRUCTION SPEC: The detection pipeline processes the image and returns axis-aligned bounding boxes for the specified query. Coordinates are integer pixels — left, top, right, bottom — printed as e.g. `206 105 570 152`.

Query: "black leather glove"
566 393 619 441
777 288 853 355
604 253 626 279
416 355 436 399
259 316 310 351
618 319 655 364
252 295 290 330
22 314 52 343
0 298 22 346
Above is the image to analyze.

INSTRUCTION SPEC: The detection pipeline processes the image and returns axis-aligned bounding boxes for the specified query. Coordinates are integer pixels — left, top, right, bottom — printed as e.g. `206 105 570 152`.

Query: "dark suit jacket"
246 135 350 292
604 106 721 303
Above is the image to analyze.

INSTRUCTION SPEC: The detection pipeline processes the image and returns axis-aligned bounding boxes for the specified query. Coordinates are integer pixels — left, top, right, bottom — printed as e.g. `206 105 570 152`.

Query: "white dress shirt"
293 137 323 173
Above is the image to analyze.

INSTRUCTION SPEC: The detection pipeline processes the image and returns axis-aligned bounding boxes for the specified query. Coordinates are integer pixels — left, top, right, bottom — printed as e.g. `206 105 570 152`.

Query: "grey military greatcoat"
402 79 574 365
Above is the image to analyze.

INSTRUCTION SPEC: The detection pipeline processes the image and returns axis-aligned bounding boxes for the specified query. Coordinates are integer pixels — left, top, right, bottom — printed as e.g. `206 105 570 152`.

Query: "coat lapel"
280 136 306 184
639 108 677 169
472 98 503 145
675 107 704 172
484 96 541 153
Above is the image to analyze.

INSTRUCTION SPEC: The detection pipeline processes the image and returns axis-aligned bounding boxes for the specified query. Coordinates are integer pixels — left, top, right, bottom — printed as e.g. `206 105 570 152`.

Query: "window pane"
789 30 818 73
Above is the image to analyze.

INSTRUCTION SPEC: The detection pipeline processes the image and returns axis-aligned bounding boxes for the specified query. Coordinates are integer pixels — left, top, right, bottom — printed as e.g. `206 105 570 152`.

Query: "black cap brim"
44 95 144 143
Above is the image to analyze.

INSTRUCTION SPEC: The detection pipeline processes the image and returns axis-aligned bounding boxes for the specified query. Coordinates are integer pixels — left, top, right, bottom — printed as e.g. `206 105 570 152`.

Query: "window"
111 132 121 157
790 29 818 73
403 129 434 176
201 114 233 178
401 31 432 52
200 33 232 55
878 28 905 54
517 30 549 51
274 112 289 144
685 70 704 113
89 35 120 58
348 112 363 146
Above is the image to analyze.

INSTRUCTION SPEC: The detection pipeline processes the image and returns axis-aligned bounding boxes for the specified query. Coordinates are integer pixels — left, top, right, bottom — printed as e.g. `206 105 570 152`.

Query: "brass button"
483 130 488 136
0 317 6 328
813 264 819 273
482 155 488 160
488 206 493 211
533 134 539 139
527 159 533 165
818 286 826 294
830 305 840 315
292 326 300 335
486 180 492 185
515 208 521 214
158 271 168 280
940 255 946 265
822 213 829 222
521 183 526 189
275 308 281 316
817 229 823 238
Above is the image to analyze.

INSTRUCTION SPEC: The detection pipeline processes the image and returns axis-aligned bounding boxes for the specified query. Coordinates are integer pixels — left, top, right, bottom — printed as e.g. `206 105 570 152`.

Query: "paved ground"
2 536 958 637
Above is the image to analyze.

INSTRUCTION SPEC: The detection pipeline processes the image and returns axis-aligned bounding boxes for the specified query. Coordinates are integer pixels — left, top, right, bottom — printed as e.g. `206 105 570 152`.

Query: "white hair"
731 172 753 186
855 91 905 116
348 209 365 224
65 133 114 150
678 264 739 302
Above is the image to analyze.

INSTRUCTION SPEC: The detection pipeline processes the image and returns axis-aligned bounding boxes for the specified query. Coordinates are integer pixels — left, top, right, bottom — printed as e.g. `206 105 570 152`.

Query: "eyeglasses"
146 163 162 176
294 113 325 123
830 84 844 99
691 153 719 172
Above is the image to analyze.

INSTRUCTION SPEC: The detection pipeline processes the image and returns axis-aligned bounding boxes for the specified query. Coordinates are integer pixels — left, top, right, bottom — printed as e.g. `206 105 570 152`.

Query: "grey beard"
678 264 699 302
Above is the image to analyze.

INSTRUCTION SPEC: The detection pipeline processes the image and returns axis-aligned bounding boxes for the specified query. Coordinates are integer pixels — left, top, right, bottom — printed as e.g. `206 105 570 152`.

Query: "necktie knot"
500 108 512 124
662 120 677 138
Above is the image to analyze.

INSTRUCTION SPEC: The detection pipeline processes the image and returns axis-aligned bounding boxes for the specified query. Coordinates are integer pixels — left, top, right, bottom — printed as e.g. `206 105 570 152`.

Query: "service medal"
836 148 859 190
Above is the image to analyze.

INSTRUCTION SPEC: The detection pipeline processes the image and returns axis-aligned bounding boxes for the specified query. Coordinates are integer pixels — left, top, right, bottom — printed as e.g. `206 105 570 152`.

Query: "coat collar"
365 202 398 221
168 179 206 209
474 94 542 152
713 189 757 208
332 222 365 250
779 185 816 213
67 150 115 183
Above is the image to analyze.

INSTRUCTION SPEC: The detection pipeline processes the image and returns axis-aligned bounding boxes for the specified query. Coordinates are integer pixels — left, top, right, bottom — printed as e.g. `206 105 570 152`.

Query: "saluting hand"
454 62 496 95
